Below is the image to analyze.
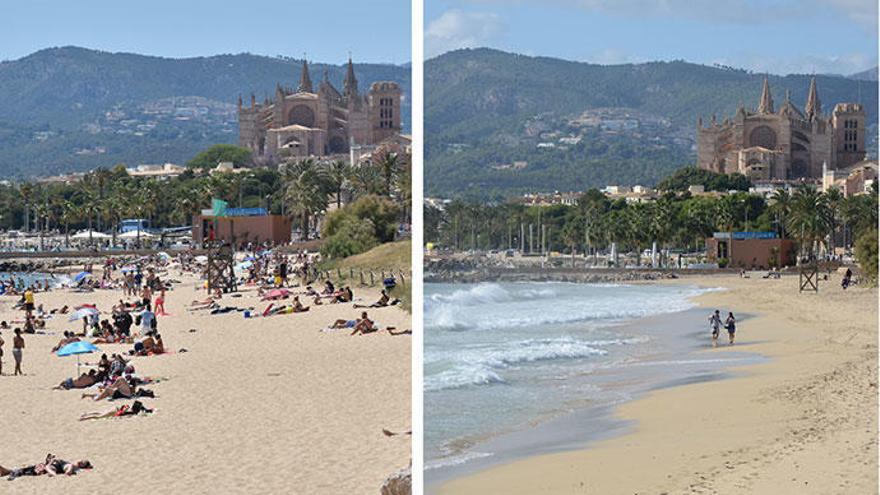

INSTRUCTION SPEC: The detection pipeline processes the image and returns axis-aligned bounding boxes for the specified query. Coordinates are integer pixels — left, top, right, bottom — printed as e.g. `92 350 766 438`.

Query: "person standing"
23 287 35 319
12 328 24 376
154 287 167 316
139 307 155 337
709 310 722 348
725 312 737 345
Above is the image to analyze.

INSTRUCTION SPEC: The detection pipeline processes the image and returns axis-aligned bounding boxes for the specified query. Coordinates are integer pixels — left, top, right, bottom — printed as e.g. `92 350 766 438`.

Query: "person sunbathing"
49 305 70 315
1 461 48 479
354 290 399 308
81 376 152 401
79 400 153 421
291 296 309 313
351 312 379 336
331 319 357 329
44 455 92 476
55 370 98 390
51 331 81 352
132 334 156 355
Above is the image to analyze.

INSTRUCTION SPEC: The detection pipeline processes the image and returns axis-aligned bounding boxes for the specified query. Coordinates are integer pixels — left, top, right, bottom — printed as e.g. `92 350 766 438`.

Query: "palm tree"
327 160 352 208
77 189 100 245
376 153 400 196
823 187 843 252
60 200 79 248
349 163 384 198
768 189 792 238
787 186 831 259
283 159 329 240
561 221 581 267
19 183 33 231
33 202 49 251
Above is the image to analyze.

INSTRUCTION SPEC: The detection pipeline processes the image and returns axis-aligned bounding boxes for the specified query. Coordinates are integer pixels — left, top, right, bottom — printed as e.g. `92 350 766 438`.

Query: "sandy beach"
438 272 878 494
0 267 410 494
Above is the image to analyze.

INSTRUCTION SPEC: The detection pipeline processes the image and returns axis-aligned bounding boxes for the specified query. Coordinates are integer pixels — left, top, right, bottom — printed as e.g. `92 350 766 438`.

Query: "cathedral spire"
298 57 313 93
758 76 774 114
805 77 820 120
343 55 358 98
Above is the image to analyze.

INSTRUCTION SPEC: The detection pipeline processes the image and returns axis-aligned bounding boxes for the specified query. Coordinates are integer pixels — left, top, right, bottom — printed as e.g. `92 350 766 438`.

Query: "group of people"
708 310 737 347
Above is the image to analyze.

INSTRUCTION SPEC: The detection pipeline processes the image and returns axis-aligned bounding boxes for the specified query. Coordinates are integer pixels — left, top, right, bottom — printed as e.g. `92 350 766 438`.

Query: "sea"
0 272 68 290
424 281 763 483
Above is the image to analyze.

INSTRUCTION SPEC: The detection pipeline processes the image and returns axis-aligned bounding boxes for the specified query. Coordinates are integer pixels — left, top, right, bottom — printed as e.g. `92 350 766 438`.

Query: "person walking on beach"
709 310 722 347
12 328 24 376
725 312 736 345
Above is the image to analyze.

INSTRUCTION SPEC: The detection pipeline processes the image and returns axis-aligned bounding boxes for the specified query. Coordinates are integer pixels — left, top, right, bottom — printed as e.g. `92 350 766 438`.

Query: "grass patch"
318 240 412 312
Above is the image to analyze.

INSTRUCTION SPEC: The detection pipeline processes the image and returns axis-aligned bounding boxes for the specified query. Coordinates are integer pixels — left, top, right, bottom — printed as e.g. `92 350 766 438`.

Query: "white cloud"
425 9 505 58
589 48 634 65
469 0 805 23
814 0 878 31
713 52 877 76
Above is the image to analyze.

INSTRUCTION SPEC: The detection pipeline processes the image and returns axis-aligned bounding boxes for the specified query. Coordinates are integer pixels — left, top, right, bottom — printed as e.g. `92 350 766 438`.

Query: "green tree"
187 144 253 169
854 230 878 286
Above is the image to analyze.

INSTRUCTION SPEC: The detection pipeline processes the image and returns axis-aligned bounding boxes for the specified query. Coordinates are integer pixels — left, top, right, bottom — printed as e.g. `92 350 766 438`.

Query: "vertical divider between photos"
410 0 425 492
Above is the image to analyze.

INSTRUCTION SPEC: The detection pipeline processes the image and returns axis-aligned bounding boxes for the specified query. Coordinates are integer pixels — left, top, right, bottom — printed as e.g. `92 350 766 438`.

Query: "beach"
437 273 878 494
0 267 411 494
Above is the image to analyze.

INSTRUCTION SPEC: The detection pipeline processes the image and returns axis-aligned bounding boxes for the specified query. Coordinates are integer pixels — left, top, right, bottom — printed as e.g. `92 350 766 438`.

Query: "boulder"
380 466 411 495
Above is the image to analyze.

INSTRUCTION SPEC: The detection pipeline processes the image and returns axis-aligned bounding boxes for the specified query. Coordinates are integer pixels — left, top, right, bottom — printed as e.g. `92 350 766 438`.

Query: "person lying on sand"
2 455 92 479
354 289 400 308
351 312 379 336
48 305 70 315
54 370 98 390
79 400 153 421
81 376 153 401
51 331 81 353
331 319 358 329
44 455 92 476
0 462 48 480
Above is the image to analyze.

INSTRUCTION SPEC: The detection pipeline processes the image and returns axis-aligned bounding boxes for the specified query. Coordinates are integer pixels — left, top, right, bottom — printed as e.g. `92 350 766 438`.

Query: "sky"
425 0 879 75
2 0 411 64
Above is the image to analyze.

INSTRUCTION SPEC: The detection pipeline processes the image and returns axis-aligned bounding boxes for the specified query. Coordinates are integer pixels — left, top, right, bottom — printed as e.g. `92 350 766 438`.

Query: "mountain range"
425 48 878 199
0 46 411 177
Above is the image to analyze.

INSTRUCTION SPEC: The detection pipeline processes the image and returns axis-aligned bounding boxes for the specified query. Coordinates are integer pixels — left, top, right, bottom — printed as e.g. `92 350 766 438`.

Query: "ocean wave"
427 283 558 307
424 451 494 471
425 283 713 332
425 337 619 391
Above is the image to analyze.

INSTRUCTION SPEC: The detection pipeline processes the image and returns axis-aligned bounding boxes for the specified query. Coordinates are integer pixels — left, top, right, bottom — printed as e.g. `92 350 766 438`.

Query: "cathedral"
697 77 866 181
238 57 402 162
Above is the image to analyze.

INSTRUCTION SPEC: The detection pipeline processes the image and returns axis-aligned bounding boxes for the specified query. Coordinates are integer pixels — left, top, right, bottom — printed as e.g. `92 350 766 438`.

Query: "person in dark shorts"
725 312 736 345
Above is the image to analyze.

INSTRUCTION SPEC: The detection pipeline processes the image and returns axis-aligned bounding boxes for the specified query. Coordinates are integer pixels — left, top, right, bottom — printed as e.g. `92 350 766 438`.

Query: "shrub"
321 217 378 259
854 230 878 286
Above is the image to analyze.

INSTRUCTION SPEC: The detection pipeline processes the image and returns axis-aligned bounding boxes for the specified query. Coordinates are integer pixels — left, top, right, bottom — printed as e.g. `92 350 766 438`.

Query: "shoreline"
425 281 764 491
435 273 878 494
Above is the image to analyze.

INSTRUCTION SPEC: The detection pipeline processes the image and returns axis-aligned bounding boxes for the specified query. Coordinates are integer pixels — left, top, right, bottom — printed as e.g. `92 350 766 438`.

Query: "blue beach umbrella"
73 271 91 283
57 341 100 374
